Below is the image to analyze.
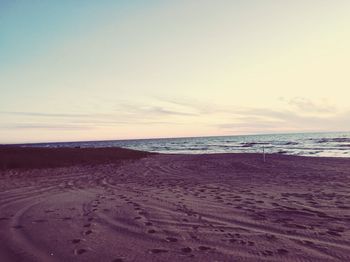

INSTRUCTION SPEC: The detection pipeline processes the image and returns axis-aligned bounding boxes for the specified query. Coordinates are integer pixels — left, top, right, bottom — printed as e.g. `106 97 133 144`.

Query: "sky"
1 0 350 143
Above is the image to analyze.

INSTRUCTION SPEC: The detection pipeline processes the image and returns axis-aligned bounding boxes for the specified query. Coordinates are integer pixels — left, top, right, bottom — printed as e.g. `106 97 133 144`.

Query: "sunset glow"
1 1 350 143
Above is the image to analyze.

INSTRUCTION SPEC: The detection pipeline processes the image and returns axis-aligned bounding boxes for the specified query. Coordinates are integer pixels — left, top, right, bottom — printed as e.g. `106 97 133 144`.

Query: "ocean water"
20 132 350 157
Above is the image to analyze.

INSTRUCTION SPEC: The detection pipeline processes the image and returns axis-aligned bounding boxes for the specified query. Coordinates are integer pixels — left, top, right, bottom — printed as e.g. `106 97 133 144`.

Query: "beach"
0 147 349 262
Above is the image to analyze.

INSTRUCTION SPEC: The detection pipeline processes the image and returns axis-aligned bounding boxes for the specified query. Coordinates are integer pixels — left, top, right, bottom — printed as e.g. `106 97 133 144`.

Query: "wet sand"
0 147 349 261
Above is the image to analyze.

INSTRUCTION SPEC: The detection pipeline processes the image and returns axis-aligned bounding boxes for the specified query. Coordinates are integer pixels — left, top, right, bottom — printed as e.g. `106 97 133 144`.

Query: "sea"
19 132 350 157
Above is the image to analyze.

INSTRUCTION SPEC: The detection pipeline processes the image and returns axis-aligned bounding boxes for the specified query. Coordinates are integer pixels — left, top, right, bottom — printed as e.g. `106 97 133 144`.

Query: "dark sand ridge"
0 146 152 170
0 147 349 261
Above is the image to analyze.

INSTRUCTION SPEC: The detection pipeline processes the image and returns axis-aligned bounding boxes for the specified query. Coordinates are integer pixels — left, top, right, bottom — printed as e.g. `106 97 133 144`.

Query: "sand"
0 147 349 261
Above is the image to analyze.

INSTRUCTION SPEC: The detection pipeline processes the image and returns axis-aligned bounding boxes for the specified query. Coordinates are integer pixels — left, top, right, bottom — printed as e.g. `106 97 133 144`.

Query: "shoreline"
2 131 349 159
1 146 349 170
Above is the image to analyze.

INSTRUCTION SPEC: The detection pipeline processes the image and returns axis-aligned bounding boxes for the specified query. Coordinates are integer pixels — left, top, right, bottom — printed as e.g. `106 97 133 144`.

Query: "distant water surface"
20 132 350 157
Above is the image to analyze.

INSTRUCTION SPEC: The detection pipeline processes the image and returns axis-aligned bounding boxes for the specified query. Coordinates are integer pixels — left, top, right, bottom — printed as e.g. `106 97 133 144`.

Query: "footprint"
165 237 178 243
75 249 87 255
84 230 93 235
72 239 81 244
33 219 47 223
148 229 156 234
181 247 192 253
265 234 277 241
327 230 341 237
149 249 169 254
112 259 124 262
198 246 211 251
277 248 289 255
83 223 91 228
261 250 273 256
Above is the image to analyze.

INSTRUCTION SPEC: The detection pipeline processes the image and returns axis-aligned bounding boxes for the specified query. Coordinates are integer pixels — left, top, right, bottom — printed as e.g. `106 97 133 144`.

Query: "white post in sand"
263 146 266 163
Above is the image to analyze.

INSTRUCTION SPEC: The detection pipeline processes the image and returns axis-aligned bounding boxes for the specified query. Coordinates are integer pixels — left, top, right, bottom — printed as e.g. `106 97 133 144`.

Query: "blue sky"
1 1 350 143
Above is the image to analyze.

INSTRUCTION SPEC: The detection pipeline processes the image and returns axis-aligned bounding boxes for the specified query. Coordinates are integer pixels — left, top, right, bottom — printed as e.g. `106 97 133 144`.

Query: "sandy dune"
0 148 350 261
